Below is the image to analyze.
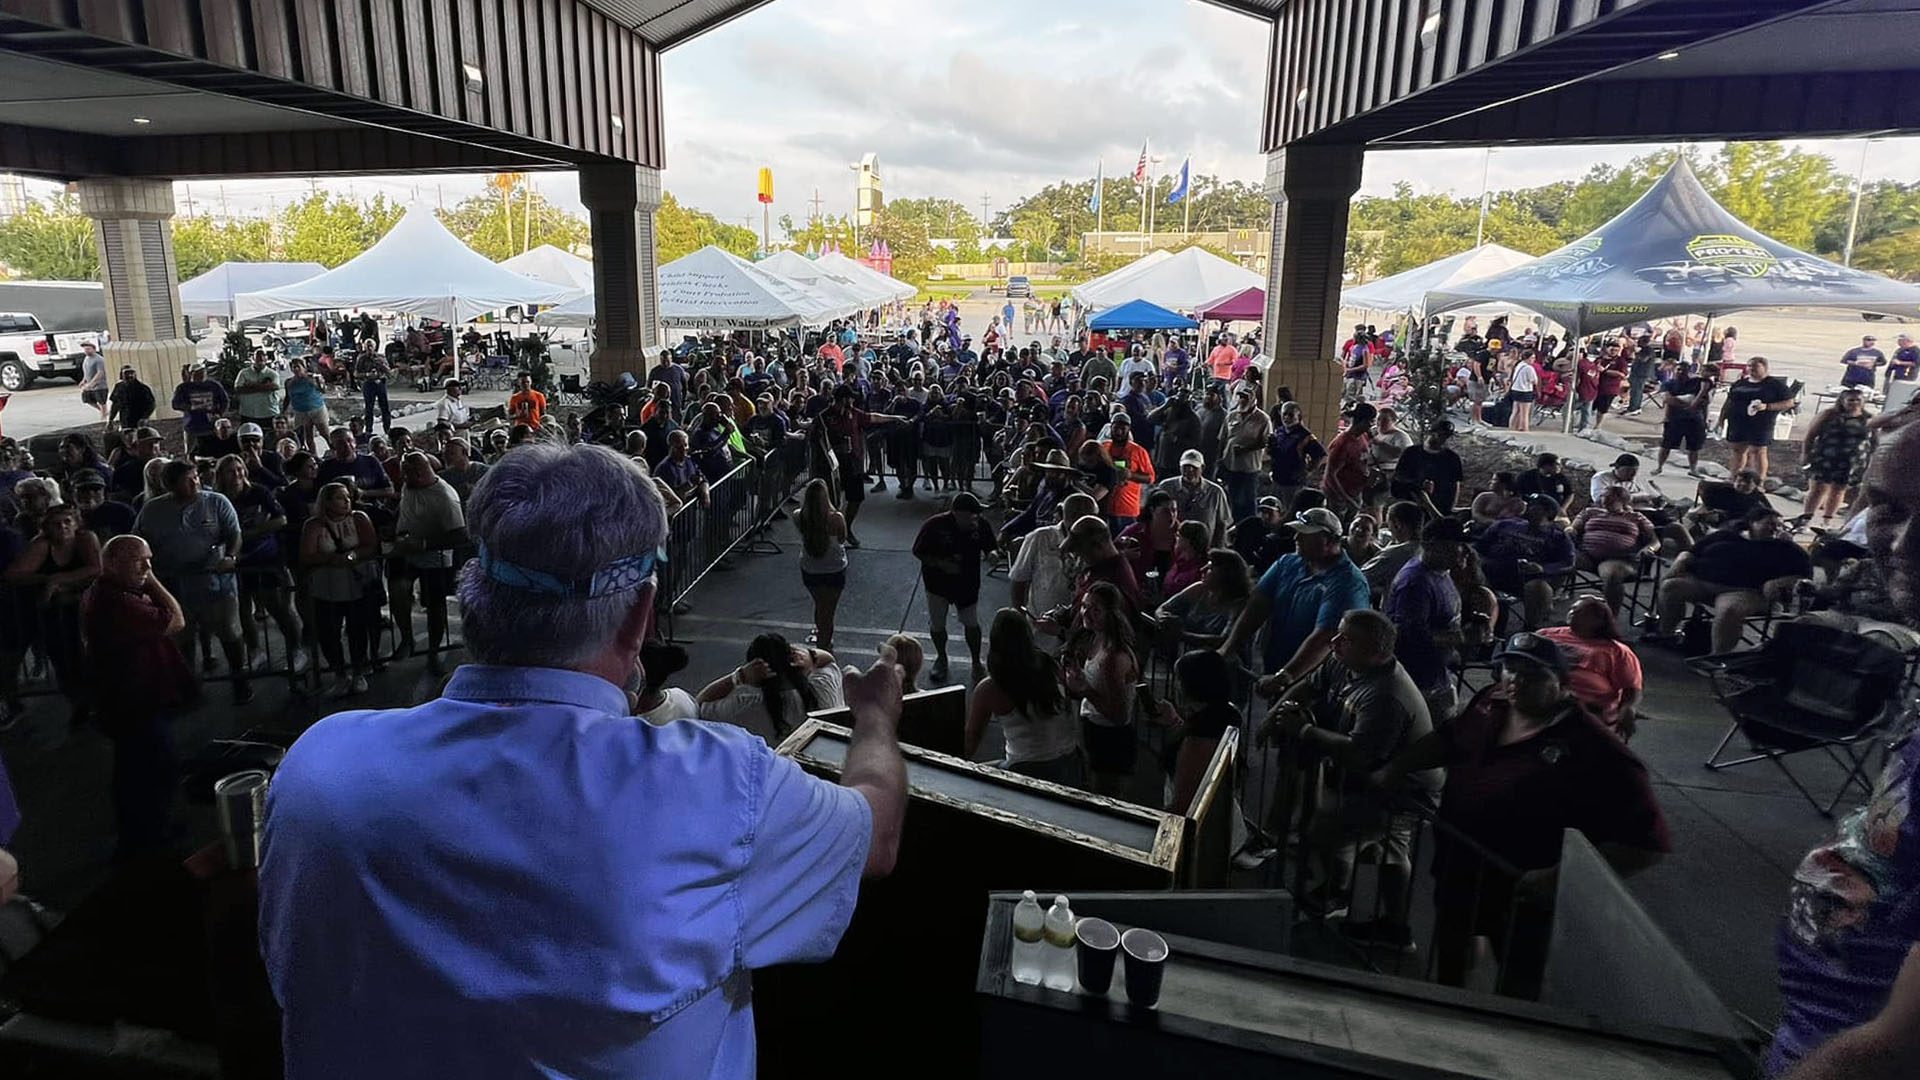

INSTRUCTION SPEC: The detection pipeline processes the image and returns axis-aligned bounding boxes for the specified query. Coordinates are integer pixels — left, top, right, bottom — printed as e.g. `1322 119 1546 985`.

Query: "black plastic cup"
1121 927 1169 1008
1074 917 1121 994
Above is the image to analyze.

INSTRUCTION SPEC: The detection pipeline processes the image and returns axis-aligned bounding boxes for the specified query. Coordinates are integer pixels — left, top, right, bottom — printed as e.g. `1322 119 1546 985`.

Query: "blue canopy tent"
1088 299 1199 331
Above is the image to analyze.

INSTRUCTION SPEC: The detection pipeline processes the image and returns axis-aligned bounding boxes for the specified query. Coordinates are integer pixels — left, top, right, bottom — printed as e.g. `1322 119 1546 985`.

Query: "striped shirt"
1571 507 1655 561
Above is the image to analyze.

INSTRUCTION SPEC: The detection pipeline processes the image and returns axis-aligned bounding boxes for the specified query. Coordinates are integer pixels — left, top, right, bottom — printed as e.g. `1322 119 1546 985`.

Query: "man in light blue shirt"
259 443 907 1079
1218 506 1373 684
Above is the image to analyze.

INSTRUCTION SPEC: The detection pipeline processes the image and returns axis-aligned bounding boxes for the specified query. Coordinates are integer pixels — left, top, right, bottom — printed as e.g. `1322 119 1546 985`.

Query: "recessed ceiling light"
132 116 151 124
1293 87 1310 111
1657 51 1680 61
462 63 483 91
1419 11 1442 48
610 114 624 131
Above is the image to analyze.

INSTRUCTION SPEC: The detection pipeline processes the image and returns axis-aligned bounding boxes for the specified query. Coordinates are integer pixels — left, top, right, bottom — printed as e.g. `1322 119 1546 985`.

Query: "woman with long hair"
696 632 844 740
965 609 1084 787
7 502 99 723
1162 520 1212 597
1062 581 1140 797
1118 488 1179 581
1801 386 1872 528
793 478 848 650
301 481 381 697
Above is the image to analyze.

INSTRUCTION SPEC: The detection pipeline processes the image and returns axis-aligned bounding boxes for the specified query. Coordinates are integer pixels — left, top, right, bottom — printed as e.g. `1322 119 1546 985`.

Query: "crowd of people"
3 292 1919 1079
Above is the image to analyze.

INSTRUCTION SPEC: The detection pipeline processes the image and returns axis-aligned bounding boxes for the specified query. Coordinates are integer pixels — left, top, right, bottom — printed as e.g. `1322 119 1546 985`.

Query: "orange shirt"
1208 344 1240 381
508 389 547 429
1104 439 1155 519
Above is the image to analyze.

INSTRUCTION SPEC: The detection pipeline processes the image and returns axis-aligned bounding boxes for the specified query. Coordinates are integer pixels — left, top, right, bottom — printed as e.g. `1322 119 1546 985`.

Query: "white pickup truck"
0 312 91 391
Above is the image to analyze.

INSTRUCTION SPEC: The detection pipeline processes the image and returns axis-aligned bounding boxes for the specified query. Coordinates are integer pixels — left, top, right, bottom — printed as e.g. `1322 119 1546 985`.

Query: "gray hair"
14 476 61 505
457 443 668 668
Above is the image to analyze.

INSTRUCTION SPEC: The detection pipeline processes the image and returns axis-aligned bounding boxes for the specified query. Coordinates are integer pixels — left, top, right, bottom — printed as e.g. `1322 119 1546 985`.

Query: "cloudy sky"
20 0 1920 230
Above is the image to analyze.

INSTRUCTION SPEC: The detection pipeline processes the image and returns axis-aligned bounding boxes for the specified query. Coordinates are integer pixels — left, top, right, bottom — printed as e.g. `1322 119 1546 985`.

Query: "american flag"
1133 140 1149 183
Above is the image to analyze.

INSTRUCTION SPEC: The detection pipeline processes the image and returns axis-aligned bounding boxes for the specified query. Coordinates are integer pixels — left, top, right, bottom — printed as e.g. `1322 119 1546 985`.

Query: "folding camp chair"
1691 620 1907 816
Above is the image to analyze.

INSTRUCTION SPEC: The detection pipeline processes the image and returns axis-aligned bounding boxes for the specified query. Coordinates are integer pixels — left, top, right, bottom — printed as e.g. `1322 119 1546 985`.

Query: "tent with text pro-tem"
1072 246 1262 312
498 245 595 292
812 250 918 304
233 207 584 324
1088 299 1200 332
537 245 822 330
179 261 328 321
1424 160 1920 336
1339 243 1536 317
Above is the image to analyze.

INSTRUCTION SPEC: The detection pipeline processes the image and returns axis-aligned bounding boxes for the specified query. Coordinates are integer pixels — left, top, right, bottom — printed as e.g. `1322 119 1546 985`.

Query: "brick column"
1261 145 1365 437
578 163 662 383
78 178 197 419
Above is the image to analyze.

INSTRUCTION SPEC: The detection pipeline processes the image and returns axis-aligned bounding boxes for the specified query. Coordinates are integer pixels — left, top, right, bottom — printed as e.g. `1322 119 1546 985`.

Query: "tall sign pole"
757 168 775 255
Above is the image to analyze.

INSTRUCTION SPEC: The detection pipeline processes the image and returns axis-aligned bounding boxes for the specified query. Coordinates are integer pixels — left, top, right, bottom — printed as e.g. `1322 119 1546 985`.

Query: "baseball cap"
1496 631 1571 678
1611 453 1640 469
1524 494 1562 517
132 426 162 444
950 491 983 514
1421 517 1472 544
1429 419 1456 439
1348 402 1378 426
72 472 106 490
237 422 264 439
1178 448 1206 468
1256 496 1284 513
1291 507 1343 537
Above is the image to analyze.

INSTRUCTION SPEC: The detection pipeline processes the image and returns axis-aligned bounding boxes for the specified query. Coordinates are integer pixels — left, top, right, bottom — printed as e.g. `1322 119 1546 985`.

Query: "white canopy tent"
813 250 918 303
1067 248 1173 309
499 244 595 291
1340 243 1537 318
233 207 584 325
758 249 893 311
537 245 821 330
1071 247 1260 312
179 261 327 321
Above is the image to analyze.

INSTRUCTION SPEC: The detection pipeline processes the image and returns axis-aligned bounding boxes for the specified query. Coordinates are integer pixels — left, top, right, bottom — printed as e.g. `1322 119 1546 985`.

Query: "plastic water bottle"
1011 890 1045 985
1042 894 1078 991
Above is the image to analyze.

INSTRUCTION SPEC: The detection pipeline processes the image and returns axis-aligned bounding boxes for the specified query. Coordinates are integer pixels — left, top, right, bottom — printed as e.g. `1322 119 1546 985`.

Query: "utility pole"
1475 147 1493 247
980 191 991 236
523 178 534 253
809 187 825 225
1844 138 1873 267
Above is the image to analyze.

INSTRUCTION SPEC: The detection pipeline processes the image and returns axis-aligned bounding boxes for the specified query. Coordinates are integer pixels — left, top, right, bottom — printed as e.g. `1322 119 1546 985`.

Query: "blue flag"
1167 158 1191 204
1088 160 1103 214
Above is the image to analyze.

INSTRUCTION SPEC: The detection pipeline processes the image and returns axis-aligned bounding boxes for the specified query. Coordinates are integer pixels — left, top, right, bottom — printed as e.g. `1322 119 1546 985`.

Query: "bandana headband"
474 540 655 599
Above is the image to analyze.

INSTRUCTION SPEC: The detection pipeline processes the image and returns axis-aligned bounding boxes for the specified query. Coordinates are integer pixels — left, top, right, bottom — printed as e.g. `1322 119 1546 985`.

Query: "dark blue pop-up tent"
1426 159 1920 335
1088 298 1199 331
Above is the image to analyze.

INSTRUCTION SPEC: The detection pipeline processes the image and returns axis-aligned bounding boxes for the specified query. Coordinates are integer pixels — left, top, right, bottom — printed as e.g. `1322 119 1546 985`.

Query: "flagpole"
1095 159 1104 237
1137 137 1149 241
1184 172 1192 236
1147 158 1157 241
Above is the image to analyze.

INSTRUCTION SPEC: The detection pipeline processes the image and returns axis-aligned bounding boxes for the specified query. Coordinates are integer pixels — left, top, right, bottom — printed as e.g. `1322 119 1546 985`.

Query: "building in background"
853 154 883 239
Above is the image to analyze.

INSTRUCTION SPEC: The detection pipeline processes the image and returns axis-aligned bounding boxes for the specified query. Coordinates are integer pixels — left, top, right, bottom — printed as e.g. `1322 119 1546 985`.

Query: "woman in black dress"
1715 357 1796 480
1802 387 1873 528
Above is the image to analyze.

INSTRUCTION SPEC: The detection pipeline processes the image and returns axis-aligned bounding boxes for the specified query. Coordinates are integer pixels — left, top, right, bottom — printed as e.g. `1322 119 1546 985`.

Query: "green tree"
1557 149 1688 239
439 182 590 261
1707 142 1845 251
0 194 99 280
655 191 757 263
1852 227 1920 281
1815 179 1920 256
172 215 272 280
276 193 405 267
882 197 981 246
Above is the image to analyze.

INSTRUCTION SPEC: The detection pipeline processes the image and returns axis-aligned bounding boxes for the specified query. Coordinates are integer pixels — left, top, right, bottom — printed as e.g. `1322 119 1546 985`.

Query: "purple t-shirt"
1766 725 1920 1074
0 753 17 846
1384 556 1460 693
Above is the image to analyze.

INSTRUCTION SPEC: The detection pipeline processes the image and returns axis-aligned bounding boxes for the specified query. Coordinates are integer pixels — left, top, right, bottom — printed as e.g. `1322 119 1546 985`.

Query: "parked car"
0 312 91 390
1005 275 1032 298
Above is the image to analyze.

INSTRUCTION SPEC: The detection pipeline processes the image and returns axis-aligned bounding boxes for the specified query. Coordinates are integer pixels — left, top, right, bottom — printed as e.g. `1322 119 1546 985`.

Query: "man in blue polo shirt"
1218 506 1372 687
259 443 908 1080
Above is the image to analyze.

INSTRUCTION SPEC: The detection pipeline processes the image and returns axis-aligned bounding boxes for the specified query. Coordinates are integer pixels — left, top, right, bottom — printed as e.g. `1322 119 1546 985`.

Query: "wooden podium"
754 720 1186 1079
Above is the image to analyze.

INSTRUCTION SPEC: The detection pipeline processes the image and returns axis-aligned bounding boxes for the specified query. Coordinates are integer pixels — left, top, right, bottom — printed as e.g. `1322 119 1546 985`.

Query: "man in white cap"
1218 506 1372 691
1154 448 1231 548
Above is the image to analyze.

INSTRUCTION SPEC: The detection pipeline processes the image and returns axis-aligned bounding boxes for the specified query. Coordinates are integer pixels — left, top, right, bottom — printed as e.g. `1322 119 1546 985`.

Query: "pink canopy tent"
1198 286 1265 322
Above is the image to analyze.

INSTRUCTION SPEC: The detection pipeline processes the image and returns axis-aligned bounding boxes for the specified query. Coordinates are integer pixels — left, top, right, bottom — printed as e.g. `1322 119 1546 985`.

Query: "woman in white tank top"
965 609 1083 788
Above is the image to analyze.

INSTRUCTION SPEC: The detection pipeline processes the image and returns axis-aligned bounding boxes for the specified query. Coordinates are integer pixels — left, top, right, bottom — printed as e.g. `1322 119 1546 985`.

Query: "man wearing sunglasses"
1375 630 1669 999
